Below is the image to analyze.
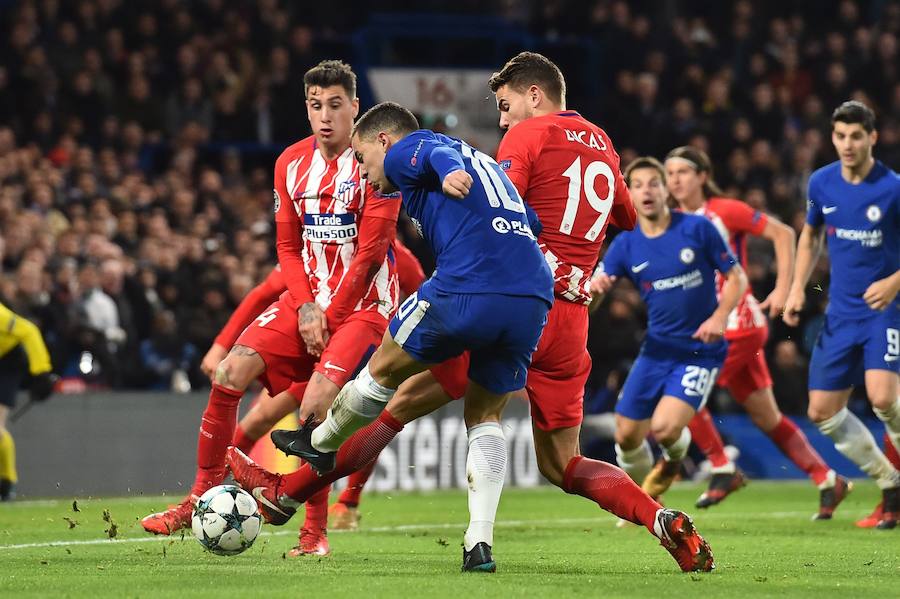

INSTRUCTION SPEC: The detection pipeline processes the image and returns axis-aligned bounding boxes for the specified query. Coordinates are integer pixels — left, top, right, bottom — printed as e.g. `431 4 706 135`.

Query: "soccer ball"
191 485 262 556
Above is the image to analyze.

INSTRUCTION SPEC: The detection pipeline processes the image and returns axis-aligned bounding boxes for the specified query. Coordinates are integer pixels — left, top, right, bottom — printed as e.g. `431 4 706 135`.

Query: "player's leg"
689 338 754 508
611 409 713 571
0 405 15 501
643 396 695 498
329 361 465 531
809 314 900 528
143 299 310 534
459 380 511 573
0 348 25 501
545 420 660 532
613 353 668 486
864 368 900 528
233 386 305 454
615 414 654 484
228 368 458 520
274 286 454 469
455 292 549 573
141 344 264 535
741 383 849 519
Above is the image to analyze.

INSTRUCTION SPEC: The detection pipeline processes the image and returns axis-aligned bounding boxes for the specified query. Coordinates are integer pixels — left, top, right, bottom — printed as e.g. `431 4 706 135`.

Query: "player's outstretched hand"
589 273 617 296
863 274 900 311
299 302 328 357
201 343 229 380
692 313 726 344
759 285 789 319
442 170 473 199
782 287 805 327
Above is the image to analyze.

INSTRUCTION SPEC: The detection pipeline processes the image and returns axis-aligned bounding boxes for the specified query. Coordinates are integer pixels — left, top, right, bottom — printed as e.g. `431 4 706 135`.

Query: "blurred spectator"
138 310 197 391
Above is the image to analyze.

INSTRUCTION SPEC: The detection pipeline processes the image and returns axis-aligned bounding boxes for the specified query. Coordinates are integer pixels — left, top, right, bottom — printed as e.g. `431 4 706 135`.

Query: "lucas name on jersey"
563 128 607 151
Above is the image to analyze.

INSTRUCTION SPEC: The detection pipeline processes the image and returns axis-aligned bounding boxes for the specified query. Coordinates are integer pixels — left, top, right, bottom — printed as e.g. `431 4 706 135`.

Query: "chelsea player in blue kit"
783 101 900 529
592 157 747 500
270 101 554 568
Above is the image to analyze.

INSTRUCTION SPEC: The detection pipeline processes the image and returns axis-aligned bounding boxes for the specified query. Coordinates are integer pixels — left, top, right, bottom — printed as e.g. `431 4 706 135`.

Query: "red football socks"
338 459 378 507
883 432 900 470
769 416 831 486
303 485 330 532
191 384 243 497
281 409 404 502
231 424 256 455
563 456 662 535
688 408 731 469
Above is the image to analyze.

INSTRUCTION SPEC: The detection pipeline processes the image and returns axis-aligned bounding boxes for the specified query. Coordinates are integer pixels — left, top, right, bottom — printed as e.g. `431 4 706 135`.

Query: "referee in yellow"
0 302 56 501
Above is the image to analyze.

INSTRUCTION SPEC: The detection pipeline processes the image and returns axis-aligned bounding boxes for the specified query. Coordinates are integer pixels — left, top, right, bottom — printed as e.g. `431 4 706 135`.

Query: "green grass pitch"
0 481 897 598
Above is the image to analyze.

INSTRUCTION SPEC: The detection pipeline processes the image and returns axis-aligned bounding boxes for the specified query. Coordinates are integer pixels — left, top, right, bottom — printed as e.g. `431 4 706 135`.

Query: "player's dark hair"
304 60 357 99
352 101 419 140
624 156 666 187
831 100 876 132
664 146 723 199
489 52 566 106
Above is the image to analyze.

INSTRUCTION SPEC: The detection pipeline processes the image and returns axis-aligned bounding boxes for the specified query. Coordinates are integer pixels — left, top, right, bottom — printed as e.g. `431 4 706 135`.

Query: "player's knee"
214 356 252 391
651 424 681 447
869 393 896 412
536 455 565 487
614 429 641 450
807 404 836 424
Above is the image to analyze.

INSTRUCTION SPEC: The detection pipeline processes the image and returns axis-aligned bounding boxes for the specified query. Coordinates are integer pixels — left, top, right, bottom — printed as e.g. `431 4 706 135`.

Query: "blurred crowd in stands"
0 0 898 412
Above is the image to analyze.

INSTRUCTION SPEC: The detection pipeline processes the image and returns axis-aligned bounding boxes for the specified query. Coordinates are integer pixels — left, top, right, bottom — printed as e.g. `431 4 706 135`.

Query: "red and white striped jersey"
694 197 768 336
274 136 400 324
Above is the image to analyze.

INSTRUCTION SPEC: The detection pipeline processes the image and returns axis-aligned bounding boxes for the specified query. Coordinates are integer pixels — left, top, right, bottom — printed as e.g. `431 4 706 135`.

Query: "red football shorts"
234 298 387 397
718 326 772 402
526 299 590 431
429 299 589 432
313 315 386 388
234 297 315 396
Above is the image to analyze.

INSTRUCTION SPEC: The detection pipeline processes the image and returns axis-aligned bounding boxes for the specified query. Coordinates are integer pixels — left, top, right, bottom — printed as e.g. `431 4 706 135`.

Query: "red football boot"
654 509 715 572
141 496 196 535
226 446 297 525
288 526 331 557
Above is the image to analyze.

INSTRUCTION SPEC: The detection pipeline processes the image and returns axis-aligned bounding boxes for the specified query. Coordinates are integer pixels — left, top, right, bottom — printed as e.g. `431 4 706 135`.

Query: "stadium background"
2 0 899 493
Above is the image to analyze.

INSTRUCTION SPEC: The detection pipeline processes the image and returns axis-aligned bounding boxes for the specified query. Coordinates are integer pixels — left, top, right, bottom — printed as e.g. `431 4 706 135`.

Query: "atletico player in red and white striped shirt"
141 61 402 557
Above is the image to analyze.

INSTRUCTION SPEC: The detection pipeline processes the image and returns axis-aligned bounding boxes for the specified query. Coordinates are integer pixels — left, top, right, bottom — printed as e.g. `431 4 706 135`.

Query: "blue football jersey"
384 130 553 304
600 212 737 358
807 160 900 318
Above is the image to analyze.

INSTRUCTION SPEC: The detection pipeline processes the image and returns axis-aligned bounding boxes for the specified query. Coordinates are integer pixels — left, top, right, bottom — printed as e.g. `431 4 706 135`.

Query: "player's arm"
589 237 627 307
863 269 900 311
863 182 900 311
757 217 796 317
0 303 56 401
694 221 747 343
610 161 637 231
203 266 286 378
393 238 426 298
386 135 471 199
694 265 747 343
324 192 401 330
273 154 326 355
783 181 827 326
783 223 825 326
